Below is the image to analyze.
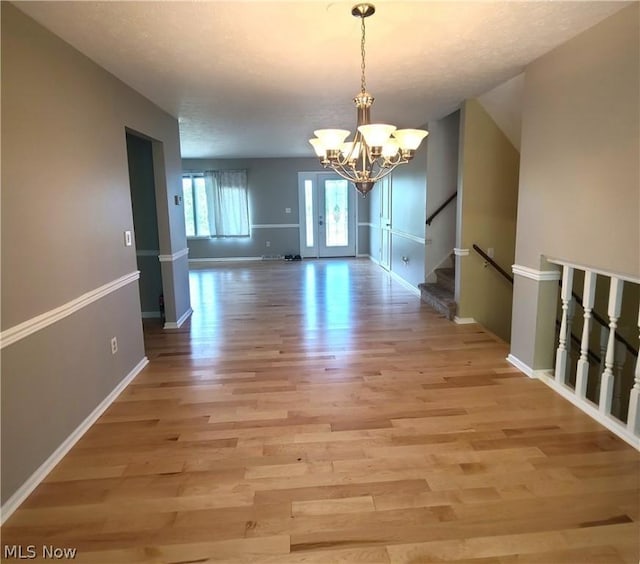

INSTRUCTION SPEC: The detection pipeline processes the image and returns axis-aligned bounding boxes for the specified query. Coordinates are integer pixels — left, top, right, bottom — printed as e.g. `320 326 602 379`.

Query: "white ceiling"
16 1 629 159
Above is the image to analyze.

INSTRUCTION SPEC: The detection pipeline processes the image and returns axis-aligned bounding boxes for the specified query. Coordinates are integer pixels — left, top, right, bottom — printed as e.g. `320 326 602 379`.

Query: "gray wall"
367 127 428 289
511 4 639 368
126 133 163 316
392 132 428 288
183 158 370 259
1 4 187 505
425 110 460 280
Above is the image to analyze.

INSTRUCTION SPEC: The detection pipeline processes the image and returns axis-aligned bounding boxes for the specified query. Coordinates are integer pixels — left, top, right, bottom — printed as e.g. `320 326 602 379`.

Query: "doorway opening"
125 131 164 322
298 172 357 258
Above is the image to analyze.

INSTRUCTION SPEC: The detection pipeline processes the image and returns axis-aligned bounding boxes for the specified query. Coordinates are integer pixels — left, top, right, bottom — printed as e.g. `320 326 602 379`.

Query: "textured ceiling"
16 1 629 159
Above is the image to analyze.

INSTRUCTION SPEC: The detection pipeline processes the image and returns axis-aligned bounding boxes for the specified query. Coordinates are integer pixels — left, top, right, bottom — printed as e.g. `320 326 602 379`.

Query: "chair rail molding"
0 271 140 349
251 224 300 229
512 264 561 282
158 248 189 262
390 229 425 245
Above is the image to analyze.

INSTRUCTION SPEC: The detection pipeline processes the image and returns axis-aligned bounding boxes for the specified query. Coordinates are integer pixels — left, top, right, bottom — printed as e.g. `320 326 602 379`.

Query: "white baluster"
626 304 640 435
596 325 608 397
612 341 626 419
599 278 623 415
555 266 574 384
575 271 596 399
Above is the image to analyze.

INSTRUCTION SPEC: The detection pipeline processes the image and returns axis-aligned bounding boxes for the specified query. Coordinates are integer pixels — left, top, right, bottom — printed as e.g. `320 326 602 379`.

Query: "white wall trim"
388 270 420 297
251 224 299 229
158 248 189 262
454 316 476 325
390 229 426 245
141 311 161 319
453 248 469 257
189 257 263 264
356 253 371 259
545 257 640 284
164 307 193 329
358 222 374 228
0 357 149 524
505 353 549 378
536 371 640 451
512 264 561 282
0 271 140 350
368 255 381 266
136 249 159 257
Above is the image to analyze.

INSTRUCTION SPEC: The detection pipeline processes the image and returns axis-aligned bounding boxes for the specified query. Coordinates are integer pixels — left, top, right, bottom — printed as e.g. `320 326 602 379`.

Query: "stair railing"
473 245 639 446
426 192 457 226
472 244 513 283
548 259 639 443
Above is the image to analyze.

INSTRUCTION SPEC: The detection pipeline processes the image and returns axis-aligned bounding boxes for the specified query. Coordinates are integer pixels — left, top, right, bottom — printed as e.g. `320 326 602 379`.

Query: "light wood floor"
2 259 639 563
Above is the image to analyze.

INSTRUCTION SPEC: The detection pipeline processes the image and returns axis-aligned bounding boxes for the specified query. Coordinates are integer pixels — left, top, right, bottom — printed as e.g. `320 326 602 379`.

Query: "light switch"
124 230 132 247
488 247 495 258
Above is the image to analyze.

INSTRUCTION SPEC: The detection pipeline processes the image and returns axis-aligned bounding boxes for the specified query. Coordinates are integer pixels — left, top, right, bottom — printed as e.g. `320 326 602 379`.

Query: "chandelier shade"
309 3 428 196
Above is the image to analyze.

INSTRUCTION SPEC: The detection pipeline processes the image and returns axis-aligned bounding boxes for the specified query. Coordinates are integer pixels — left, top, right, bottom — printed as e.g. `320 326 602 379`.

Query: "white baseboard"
189 257 263 264
141 311 161 319
505 354 549 379
0 356 149 525
454 316 476 325
164 307 193 329
536 371 640 451
388 270 420 297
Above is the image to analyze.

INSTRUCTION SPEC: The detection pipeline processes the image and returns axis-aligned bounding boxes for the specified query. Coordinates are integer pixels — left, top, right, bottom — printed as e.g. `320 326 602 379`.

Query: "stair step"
435 267 455 293
418 282 456 320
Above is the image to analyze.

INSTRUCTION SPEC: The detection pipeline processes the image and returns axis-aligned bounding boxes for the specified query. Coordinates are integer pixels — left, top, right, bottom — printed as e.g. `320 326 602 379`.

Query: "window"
182 170 249 238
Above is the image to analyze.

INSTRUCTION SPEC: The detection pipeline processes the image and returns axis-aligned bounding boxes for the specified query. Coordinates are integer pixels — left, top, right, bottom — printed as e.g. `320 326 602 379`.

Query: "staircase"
419 266 456 320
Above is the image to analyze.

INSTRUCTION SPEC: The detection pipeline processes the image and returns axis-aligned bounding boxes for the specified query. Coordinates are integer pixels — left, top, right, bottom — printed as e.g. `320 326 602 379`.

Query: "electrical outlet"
111 337 118 355
285 207 292 214
266 241 271 247
124 230 132 247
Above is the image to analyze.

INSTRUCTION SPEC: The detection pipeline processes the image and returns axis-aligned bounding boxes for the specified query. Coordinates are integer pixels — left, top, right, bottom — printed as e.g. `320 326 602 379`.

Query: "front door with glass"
298 173 356 258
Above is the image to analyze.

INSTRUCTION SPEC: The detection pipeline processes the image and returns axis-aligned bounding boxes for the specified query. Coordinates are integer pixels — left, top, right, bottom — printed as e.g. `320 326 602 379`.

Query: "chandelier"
309 3 428 197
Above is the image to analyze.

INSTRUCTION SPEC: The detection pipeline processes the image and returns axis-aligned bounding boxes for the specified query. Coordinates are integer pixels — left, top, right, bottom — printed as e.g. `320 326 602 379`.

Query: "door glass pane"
324 179 349 247
304 180 314 247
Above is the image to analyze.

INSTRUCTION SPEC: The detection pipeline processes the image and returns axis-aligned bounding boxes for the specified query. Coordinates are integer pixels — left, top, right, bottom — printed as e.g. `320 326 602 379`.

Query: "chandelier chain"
360 14 366 93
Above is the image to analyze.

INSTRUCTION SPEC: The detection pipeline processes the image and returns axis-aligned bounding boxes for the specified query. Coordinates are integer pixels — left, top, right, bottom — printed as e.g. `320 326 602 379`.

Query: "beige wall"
511 4 639 369
457 99 520 342
1 4 187 506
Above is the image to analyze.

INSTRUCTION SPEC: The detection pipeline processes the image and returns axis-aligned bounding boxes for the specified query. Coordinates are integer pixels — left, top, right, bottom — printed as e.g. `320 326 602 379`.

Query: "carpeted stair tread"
418 281 456 320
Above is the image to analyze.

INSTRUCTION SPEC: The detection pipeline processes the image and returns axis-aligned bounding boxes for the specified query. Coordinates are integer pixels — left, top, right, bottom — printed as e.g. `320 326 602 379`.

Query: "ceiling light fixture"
309 3 428 197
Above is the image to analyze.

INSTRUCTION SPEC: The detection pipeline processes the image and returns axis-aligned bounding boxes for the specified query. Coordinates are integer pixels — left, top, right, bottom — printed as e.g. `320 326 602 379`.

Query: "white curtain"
203 170 249 237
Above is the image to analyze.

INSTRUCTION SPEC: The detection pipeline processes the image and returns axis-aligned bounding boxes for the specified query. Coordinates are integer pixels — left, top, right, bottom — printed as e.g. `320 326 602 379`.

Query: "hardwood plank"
1 260 638 563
